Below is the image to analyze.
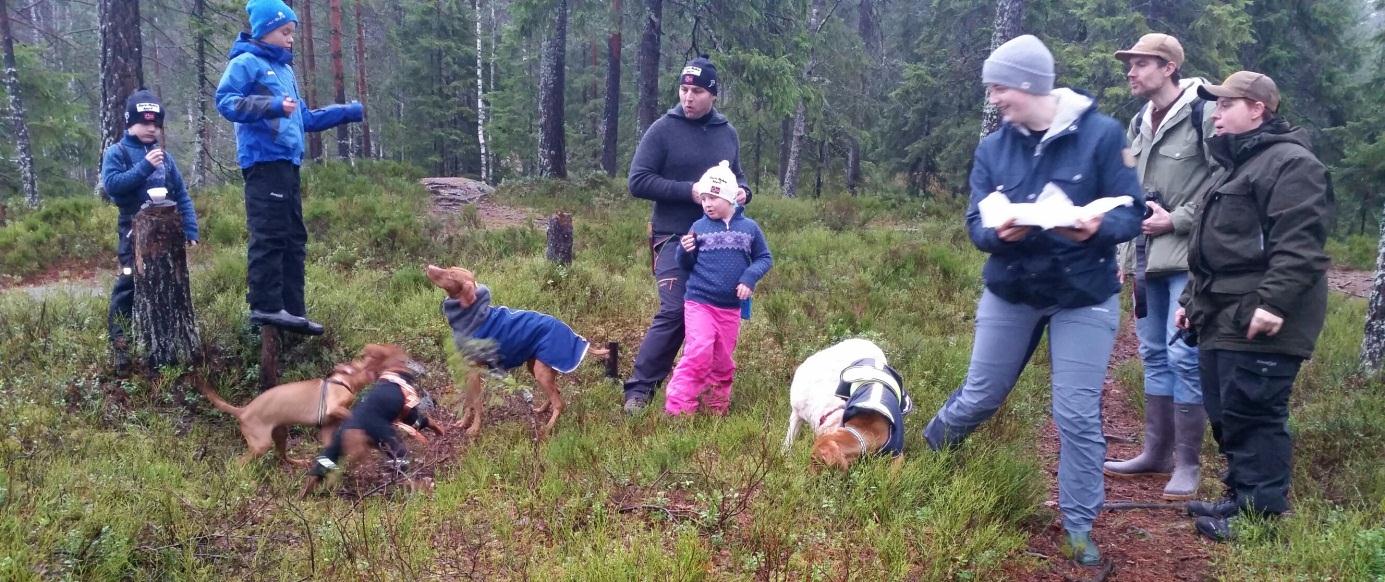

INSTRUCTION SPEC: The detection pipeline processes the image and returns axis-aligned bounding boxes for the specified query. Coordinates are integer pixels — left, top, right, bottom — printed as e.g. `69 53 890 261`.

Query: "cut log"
546 212 573 265
132 202 200 369
260 326 281 391
421 177 495 214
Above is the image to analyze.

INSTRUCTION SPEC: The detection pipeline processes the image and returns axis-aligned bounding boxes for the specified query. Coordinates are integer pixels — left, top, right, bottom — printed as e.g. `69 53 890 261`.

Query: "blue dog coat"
835 358 912 456
442 285 590 373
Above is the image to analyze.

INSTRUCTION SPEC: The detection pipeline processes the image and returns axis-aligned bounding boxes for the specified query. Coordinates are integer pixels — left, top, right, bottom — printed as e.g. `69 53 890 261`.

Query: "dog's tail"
195 373 244 418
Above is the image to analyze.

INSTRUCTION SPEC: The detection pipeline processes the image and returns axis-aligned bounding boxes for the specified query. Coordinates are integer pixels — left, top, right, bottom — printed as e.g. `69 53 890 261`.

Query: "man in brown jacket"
1176 71 1333 541
1107 34 1220 502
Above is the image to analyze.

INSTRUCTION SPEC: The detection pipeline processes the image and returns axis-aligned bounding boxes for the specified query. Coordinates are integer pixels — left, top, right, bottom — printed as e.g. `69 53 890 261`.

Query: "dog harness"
314 365 359 426
380 372 427 442
835 358 912 456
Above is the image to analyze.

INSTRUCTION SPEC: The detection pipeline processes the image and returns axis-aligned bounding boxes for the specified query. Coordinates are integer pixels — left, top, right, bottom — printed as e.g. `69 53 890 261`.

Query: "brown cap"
1197 71 1281 113
1114 33 1185 68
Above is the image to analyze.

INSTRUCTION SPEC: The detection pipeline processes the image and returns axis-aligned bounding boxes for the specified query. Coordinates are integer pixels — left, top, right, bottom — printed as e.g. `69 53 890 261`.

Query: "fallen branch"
1103 501 1187 512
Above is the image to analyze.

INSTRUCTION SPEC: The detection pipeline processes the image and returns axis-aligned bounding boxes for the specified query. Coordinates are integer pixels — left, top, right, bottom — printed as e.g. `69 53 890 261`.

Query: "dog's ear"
810 437 842 473
460 279 477 305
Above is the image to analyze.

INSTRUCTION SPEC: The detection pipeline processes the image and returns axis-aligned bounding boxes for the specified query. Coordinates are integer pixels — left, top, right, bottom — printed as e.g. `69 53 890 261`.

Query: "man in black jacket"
1176 71 1333 541
622 55 752 414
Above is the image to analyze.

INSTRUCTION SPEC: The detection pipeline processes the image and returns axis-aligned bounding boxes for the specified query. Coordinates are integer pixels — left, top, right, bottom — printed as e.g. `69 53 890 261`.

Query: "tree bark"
546 212 574 265
192 0 210 187
636 0 661 137
132 203 200 369
980 0 1026 137
329 0 348 159
475 0 490 183
302 0 323 161
601 0 623 176
259 326 281 391
783 0 832 199
846 135 861 196
779 117 791 186
537 0 567 178
858 0 881 61
98 0 143 197
0 0 39 207
353 0 371 158
1361 207 1385 376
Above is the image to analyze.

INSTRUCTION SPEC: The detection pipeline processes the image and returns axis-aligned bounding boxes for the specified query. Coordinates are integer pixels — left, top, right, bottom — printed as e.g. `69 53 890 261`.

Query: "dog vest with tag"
835 358 912 456
441 285 590 373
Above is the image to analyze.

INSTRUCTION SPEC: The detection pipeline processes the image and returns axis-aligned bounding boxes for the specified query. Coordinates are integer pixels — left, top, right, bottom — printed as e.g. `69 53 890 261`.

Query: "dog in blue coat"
426 265 612 439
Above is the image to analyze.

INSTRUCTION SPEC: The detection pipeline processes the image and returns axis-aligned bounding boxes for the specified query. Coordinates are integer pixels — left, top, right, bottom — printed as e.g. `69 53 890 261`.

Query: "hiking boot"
1060 530 1101 566
623 395 649 415
1163 404 1206 500
1187 499 1238 519
1194 516 1237 542
1104 394 1174 476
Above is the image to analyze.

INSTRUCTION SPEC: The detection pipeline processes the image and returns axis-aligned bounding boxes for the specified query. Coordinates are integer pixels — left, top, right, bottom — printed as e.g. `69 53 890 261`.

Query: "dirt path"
1328 266 1373 299
1021 317 1215 581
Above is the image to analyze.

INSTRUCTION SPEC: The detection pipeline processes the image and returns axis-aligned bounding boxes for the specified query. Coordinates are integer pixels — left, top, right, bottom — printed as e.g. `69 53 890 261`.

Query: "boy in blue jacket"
215 0 363 335
101 89 200 374
664 161 772 416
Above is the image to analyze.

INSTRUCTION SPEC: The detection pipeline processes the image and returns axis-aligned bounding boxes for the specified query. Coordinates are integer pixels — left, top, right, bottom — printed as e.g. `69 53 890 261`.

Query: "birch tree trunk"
635 0 661 137
783 0 832 199
601 0 622 177
537 0 567 179
0 0 39 207
980 0 1026 137
132 204 201 369
1361 209 1385 376
192 0 210 187
475 0 490 183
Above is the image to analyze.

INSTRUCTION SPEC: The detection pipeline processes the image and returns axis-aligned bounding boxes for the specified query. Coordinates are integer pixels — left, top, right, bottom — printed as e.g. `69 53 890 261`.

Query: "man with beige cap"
1105 34 1218 502
1175 71 1332 541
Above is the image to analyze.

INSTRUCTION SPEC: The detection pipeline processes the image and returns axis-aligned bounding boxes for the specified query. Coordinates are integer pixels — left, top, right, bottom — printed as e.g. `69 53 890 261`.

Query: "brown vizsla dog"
810 413 900 471
197 343 407 465
425 264 612 439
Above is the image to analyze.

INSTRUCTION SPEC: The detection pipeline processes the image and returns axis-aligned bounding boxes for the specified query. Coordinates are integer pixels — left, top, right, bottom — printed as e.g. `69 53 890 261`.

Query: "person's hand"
1142 202 1174 236
996 218 1035 242
1175 307 1190 330
736 284 752 300
680 234 697 252
187 240 200 248
1117 266 1126 285
282 96 298 116
736 188 748 205
144 148 165 167
1246 307 1284 340
1054 214 1104 243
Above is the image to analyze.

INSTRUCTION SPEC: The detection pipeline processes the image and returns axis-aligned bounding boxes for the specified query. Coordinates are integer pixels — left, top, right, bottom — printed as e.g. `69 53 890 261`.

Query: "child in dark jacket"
215 0 364 336
664 161 773 416
100 89 200 373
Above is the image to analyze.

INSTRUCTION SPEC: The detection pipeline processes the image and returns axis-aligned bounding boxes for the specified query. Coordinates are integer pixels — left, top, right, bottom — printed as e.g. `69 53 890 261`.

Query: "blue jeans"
1136 272 1202 405
924 290 1120 533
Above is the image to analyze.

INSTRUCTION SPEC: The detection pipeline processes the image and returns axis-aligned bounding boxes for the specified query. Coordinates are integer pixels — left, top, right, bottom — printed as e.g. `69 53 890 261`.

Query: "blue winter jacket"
966 88 1144 308
676 207 773 308
214 34 363 168
101 134 199 242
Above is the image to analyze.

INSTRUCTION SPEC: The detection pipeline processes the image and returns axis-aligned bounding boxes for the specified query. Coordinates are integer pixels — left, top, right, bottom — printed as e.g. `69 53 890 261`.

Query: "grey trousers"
924 290 1120 532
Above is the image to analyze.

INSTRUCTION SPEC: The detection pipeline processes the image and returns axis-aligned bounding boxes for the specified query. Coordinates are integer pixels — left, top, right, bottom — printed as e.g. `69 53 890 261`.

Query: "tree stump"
546 212 573 265
132 201 200 369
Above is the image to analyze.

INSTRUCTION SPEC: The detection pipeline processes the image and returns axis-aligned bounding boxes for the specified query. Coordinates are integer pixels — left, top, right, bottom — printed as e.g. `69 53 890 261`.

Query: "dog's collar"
817 404 845 428
842 425 872 456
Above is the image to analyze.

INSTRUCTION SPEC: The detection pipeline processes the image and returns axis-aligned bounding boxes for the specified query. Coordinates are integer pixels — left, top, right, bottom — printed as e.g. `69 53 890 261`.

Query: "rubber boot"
1104 394 1174 476
1061 530 1101 566
1163 404 1206 500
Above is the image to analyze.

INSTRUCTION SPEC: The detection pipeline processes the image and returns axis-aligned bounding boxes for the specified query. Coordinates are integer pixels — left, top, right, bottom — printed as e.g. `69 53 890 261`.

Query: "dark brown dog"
810 412 898 471
197 344 406 465
425 264 611 439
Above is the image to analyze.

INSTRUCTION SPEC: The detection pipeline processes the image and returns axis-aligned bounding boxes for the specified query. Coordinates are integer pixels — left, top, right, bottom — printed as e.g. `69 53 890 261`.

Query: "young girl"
664 161 773 416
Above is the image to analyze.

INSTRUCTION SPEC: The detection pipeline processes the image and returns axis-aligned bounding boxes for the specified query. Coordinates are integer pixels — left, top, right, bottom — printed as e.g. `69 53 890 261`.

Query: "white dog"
782 338 888 450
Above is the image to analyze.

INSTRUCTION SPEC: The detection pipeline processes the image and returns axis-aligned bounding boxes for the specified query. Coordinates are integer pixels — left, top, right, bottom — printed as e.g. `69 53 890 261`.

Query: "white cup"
147 187 168 203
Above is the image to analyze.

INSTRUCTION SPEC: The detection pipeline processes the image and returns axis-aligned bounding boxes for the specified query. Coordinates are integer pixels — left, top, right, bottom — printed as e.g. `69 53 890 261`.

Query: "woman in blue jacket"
920 35 1143 566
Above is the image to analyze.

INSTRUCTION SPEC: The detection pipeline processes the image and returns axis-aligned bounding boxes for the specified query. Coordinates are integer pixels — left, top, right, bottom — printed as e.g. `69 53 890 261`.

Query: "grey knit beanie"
982 34 1055 95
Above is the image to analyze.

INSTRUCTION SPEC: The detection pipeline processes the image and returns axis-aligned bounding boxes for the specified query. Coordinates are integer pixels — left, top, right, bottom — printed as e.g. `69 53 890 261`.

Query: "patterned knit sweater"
675 207 773 308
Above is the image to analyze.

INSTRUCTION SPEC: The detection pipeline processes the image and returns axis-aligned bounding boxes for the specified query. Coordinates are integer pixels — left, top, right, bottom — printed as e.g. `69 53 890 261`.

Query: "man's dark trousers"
624 235 691 401
243 161 307 316
1200 348 1301 516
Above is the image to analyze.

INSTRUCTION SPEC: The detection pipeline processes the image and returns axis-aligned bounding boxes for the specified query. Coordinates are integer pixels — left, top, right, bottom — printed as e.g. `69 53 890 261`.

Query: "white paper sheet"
979 182 1133 230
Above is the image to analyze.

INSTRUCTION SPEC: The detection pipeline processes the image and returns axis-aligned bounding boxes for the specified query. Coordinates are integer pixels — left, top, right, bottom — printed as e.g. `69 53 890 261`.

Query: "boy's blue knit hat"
246 0 297 40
